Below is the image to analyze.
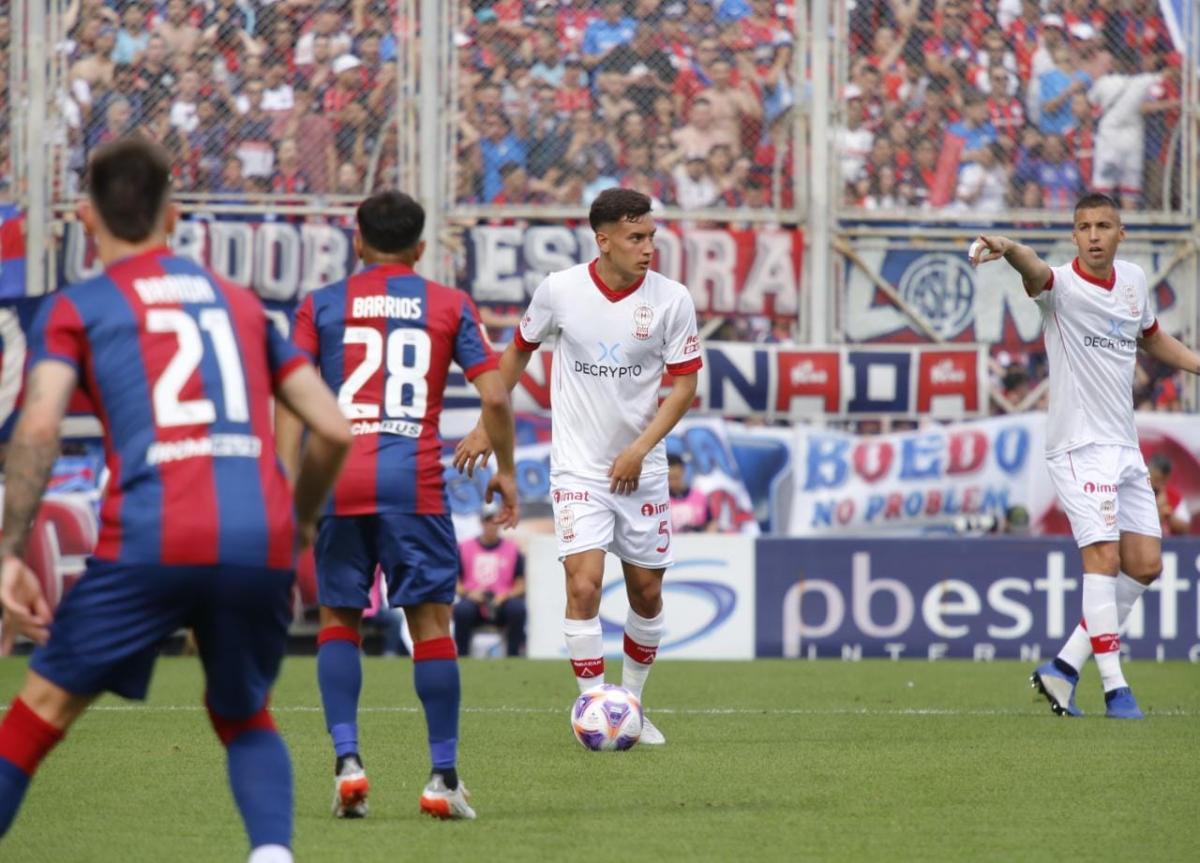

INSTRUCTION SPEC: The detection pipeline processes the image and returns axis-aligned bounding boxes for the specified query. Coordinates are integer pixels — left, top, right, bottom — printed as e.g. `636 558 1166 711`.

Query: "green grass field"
0 658 1197 862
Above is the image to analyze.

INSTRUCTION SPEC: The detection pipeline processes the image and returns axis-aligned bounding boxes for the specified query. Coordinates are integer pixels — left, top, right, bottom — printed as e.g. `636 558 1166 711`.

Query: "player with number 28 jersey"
278 192 518 823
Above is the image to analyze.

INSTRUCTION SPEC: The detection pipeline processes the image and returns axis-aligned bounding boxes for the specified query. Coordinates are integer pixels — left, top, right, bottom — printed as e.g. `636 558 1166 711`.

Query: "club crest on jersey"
1121 284 1138 316
633 305 654 340
557 506 577 543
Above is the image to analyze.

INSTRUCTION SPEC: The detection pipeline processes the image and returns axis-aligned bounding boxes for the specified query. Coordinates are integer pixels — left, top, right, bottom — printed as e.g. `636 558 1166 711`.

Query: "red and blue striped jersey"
292 263 496 515
29 247 307 569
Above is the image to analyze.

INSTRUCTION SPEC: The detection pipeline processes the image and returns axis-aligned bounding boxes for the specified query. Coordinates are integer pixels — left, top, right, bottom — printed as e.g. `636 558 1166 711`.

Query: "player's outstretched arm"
0 360 77 651
609 372 699 495
471 368 520 528
970 235 1053 297
1138 328 1200 376
453 341 535 477
275 365 353 549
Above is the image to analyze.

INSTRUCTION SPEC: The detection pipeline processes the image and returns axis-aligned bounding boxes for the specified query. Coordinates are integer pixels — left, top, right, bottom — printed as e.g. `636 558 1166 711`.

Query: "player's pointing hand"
0 555 53 654
969 235 1014 268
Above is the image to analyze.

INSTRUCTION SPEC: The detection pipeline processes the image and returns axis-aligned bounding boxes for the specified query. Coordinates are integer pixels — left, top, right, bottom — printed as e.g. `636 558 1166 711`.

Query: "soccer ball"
571 684 643 751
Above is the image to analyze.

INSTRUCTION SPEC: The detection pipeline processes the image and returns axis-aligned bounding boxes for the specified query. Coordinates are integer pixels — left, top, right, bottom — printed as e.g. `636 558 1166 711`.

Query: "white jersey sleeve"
664 291 702 372
516 277 557 348
1139 277 1158 336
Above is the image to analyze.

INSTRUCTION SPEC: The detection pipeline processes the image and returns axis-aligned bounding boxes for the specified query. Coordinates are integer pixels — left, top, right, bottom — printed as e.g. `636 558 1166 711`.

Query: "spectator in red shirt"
324 54 363 120
555 56 592 114
491 162 545 205
270 138 310 195
985 65 1025 153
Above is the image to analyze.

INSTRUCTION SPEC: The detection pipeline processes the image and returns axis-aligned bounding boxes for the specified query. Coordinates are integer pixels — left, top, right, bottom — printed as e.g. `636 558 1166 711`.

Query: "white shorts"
1093 138 1143 195
550 472 674 569
1046 444 1161 548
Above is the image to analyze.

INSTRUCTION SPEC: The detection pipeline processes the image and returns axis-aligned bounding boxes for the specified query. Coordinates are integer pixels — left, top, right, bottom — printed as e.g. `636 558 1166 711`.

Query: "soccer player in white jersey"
454 188 702 744
971 193 1200 719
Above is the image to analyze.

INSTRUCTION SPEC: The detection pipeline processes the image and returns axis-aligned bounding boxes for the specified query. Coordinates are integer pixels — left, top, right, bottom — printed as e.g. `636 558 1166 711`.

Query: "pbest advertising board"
756 538 1200 661
526 534 756 660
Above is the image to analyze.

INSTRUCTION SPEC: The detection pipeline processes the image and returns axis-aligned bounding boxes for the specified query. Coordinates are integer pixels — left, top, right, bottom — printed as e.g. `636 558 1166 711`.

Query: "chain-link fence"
450 0 803 213
839 0 1195 215
49 0 406 200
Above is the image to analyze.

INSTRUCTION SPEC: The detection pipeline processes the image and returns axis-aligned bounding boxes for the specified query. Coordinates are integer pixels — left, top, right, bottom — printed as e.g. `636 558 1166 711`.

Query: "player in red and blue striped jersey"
276 191 518 821
0 137 352 863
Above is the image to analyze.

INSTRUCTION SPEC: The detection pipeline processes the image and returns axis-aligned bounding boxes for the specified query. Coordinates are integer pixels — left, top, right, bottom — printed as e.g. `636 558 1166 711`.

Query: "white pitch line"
84 705 1200 718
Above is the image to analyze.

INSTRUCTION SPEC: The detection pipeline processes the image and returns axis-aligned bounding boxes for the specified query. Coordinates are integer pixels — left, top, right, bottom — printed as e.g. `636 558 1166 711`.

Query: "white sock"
1081 572 1127 692
621 608 665 700
1058 573 1149 673
563 616 604 693
248 846 293 863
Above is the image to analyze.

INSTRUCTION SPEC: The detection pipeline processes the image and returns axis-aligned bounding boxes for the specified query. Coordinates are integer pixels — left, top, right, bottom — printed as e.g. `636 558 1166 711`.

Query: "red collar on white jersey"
588 259 645 303
1071 257 1116 291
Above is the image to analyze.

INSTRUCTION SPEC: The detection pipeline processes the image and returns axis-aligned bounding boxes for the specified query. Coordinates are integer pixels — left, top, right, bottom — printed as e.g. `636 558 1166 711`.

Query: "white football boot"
332 756 369 818
639 715 666 745
419 774 477 820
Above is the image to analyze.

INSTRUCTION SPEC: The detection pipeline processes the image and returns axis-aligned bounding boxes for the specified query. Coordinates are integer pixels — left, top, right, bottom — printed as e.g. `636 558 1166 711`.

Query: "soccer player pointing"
972 192 1200 719
456 189 702 744
0 137 351 861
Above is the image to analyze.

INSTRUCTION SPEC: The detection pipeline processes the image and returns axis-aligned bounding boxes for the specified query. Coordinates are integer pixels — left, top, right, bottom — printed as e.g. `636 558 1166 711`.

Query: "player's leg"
0 671 94 837
1032 447 1121 716
452 597 484 657
313 516 377 816
553 477 617 692
384 512 473 820
611 472 672 744
496 597 527 657
563 549 608 690
2 560 183 835
194 564 296 860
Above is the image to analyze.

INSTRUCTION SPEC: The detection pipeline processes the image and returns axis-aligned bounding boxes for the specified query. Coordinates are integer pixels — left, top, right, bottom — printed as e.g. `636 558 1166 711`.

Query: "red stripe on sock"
571 658 604 679
206 700 277 747
623 634 658 665
0 698 64 776
317 625 362 647
413 636 457 662
1090 633 1120 654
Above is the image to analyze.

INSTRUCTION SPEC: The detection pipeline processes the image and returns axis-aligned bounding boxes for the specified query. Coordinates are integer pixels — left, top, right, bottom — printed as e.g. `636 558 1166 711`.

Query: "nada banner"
464 223 803 317
526 534 757 660
755 537 1200 660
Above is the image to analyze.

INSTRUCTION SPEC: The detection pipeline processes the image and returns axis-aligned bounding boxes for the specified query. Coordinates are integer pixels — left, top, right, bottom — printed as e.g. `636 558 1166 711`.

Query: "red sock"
0 698 64 776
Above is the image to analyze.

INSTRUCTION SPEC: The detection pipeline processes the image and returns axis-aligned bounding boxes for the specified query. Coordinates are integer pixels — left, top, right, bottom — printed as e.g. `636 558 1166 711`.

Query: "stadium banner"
839 234 1194 348
462 223 803 317
439 341 990 423
755 537 1200 661
784 415 1052 536
526 534 757 661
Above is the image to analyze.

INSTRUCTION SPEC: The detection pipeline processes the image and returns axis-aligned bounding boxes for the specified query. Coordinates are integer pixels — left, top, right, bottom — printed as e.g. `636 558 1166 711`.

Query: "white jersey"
1036 258 1158 456
516 261 702 479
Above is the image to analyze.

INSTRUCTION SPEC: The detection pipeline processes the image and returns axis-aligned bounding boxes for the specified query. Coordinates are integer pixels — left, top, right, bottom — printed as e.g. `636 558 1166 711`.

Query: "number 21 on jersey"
337 327 431 420
147 307 248 428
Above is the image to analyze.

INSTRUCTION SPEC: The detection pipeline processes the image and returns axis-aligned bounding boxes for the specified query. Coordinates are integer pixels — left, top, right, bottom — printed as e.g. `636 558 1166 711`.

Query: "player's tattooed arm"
1138 328 1200 376
969 235 1053 297
0 361 77 559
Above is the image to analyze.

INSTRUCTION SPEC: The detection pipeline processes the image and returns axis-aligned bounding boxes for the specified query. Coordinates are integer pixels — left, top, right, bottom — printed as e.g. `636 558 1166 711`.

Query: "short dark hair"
1074 192 1120 217
1149 453 1172 475
356 190 424 253
86 135 172 242
589 187 652 231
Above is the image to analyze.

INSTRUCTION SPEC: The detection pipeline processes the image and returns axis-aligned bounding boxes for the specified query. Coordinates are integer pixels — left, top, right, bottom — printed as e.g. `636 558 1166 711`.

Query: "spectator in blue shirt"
1035 134 1084 209
113 3 150 65
1038 44 1091 136
582 0 637 69
947 95 999 168
477 113 528 203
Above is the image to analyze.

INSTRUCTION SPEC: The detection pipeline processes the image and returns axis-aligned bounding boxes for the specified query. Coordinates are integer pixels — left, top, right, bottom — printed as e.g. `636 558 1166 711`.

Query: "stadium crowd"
841 0 1183 212
2 1 1180 211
